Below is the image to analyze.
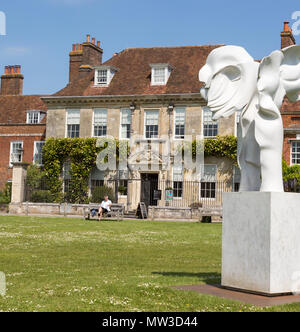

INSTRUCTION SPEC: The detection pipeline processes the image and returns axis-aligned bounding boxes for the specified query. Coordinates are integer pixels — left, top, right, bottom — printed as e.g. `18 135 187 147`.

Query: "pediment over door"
128 147 169 171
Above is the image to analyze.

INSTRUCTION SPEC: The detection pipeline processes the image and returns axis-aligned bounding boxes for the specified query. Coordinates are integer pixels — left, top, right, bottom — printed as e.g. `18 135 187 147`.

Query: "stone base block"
222 192 300 295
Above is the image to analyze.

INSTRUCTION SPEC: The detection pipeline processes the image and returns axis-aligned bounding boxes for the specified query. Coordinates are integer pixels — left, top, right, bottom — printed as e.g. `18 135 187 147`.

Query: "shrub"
26 164 47 189
0 182 12 204
91 186 115 203
118 185 127 195
283 161 300 192
190 202 203 209
30 190 54 203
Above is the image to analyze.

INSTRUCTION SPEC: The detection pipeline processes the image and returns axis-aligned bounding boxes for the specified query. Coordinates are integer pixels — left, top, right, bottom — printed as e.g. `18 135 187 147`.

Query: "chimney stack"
281 21 296 49
1 65 24 95
69 34 103 83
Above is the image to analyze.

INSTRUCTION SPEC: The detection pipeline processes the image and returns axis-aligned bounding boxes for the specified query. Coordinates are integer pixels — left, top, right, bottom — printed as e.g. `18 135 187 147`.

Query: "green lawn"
0 216 299 312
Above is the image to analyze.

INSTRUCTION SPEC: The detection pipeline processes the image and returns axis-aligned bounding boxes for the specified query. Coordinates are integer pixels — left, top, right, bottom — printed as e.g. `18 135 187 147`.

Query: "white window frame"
172 165 184 199
174 107 186 140
144 109 159 140
203 107 218 138
93 109 108 137
120 108 131 140
66 109 80 138
94 66 117 87
26 111 41 124
150 64 172 86
10 141 23 167
291 141 300 165
200 164 217 200
33 141 45 165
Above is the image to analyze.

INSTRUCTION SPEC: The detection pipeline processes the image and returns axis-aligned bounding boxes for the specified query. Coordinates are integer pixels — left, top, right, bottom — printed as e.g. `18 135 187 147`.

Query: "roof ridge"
122 44 225 51
0 94 49 98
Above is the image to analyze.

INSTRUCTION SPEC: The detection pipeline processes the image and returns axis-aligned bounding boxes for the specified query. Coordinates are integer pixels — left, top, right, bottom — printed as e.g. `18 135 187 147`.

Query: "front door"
140 173 159 208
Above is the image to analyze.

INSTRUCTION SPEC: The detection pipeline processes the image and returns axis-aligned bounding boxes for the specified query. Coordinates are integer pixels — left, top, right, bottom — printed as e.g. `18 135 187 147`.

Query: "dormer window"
97 69 108 85
150 64 172 86
26 110 44 124
94 66 117 87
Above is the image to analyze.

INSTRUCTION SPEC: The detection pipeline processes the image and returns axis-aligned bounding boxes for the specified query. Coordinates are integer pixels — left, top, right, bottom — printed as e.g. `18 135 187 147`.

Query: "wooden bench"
84 203 124 221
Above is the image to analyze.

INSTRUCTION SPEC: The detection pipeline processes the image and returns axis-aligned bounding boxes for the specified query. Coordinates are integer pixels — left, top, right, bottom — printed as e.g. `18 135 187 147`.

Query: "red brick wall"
0 75 24 95
283 134 295 165
69 51 83 83
0 124 46 189
69 42 103 83
281 112 300 165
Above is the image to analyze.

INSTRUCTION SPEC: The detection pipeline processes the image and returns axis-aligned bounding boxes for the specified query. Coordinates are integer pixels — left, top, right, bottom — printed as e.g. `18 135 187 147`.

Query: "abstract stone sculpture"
199 45 300 192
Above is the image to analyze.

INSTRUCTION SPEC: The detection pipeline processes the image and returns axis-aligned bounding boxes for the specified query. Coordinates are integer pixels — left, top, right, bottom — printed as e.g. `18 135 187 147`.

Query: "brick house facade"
0 66 47 189
280 22 300 166
43 35 240 209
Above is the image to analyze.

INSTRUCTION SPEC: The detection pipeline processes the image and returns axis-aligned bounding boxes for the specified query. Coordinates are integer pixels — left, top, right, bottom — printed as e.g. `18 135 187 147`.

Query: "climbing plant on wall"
178 135 238 162
42 138 129 203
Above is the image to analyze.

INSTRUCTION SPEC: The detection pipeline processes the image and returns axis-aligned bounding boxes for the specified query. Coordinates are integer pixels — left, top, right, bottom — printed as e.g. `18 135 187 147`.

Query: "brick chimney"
281 21 296 49
69 34 103 83
0 65 24 95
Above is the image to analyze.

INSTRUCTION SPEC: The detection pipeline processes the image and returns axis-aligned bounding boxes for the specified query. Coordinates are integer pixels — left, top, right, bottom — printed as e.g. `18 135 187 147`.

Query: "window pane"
121 109 131 139
34 141 45 165
174 181 183 198
97 70 108 84
94 125 107 137
67 110 80 125
203 108 218 137
10 142 23 165
201 182 216 199
291 142 300 165
146 125 158 139
175 108 185 139
27 111 40 124
153 68 165 84
68 124 80 138
94 109 107 137
94 109 107 125
201 165 217 182
173 165 183 198
145 111 159 138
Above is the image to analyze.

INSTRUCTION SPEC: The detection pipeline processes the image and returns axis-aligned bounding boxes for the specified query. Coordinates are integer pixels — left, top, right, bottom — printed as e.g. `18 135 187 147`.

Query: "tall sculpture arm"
257 45 300 115
281 45 300 103
255 45 300 192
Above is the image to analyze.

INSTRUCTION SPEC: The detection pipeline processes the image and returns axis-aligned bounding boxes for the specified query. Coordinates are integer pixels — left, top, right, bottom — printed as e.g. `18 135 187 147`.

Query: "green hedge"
91 186 116 204
0 182 12 204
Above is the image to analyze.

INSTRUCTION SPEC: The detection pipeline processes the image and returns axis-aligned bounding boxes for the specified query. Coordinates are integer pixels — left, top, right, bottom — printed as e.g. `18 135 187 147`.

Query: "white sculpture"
199 45 300 192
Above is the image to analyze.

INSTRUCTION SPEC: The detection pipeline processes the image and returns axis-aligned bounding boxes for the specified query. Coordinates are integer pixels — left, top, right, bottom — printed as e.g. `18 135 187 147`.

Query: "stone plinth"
222 192 300 296
11 163 29 204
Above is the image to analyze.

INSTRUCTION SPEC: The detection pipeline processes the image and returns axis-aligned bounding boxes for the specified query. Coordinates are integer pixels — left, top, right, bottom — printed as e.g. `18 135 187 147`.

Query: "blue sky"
0 0 299 95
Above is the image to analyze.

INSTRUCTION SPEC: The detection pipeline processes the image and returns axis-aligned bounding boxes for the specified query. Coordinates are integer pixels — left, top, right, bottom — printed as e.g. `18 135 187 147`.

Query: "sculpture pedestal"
222 192 300 296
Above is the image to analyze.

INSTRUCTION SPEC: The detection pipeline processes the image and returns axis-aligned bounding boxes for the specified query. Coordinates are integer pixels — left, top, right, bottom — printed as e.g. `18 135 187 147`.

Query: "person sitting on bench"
99 196 112 221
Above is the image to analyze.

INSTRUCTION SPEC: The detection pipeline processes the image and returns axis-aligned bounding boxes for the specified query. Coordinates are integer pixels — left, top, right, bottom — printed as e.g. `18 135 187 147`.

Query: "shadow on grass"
152 272 221 284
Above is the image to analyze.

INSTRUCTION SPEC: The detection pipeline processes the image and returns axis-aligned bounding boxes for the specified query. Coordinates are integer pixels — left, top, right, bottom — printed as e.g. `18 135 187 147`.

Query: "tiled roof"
0 95 47 124
54 45 224 97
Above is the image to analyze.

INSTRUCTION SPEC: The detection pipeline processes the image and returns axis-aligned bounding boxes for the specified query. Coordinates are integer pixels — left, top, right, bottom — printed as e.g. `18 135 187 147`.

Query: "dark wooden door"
141 173 159 207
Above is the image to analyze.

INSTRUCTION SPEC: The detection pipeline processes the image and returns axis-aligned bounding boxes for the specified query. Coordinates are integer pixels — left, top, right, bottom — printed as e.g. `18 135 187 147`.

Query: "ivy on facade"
42 136 237 203
42 138 129 203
